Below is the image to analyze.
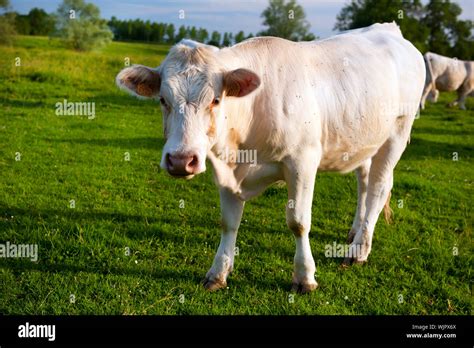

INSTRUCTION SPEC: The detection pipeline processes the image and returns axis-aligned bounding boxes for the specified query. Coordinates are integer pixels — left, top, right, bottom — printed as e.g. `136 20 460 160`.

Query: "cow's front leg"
203 188 244 291
420 84 433 110
284 151 319 294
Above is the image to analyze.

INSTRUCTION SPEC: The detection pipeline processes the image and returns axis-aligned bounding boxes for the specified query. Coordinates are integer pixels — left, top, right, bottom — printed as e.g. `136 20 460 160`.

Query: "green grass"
0 36 472 315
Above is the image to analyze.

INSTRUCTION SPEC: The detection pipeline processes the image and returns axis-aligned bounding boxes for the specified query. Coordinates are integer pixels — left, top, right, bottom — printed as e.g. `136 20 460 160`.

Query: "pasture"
0 36 472 315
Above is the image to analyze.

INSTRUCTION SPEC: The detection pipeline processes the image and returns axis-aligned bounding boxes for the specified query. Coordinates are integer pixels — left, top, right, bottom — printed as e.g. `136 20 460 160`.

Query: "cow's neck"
207 95 258 196
207 47 272 196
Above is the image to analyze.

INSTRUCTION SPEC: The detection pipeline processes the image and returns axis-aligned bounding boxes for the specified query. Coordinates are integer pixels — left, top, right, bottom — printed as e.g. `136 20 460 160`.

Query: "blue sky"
10 0 474 39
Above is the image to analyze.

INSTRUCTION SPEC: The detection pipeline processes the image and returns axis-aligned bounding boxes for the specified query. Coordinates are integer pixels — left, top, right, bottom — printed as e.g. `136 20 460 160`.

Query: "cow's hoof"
202 277 227 292
291 281 318 294
347 228 357 243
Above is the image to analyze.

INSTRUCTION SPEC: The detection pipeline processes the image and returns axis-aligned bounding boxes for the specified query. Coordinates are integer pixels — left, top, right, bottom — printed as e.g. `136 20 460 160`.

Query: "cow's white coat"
116 22 425 292
420 52 474 110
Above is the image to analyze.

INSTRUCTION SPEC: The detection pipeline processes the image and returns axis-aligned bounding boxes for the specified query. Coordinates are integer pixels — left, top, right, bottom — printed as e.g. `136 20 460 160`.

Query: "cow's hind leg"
343 116 412 265
203 188 244 291
420 84 434 109
348 159 371 243
450 85 472 110
283 150 319 294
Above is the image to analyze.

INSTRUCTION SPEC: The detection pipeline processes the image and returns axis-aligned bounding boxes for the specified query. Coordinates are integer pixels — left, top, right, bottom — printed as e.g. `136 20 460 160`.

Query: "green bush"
54 0 112 51
0 13 16 45
0 0 16 45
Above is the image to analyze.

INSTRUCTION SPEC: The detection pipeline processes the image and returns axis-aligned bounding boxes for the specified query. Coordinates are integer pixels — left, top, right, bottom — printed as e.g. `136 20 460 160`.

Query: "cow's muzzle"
165 152 200 178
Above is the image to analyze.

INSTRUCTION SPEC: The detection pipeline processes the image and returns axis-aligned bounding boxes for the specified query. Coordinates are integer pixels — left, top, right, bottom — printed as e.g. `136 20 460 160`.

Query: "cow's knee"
288 220 306 237
286 211 310 237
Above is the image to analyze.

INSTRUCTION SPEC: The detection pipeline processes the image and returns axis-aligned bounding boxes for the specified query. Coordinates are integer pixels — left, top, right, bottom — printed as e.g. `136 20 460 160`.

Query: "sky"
10 0 474 39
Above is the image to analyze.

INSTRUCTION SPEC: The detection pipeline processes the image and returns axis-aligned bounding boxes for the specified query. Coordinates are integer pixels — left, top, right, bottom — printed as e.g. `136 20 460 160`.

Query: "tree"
450 18 473 59
208 30 221 46
175 24 187 42
334 0 429 51
222 32 231 46
165 23 175 43
235 30 245 43
131 19 144 40
11 8 55 36
158 23 166 42
54 0 113 51
334 0 474 59
258 0 316 41
144 20 151 41
14 13 30 34
0 0 16 44
422 0 473 58
28 8 55 35
149 22 160 42
197 28 208 43
189 26 197 40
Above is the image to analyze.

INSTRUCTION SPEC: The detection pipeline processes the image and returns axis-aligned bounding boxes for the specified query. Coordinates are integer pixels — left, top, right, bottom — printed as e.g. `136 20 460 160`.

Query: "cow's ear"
116 65 161 98
223 68 260 97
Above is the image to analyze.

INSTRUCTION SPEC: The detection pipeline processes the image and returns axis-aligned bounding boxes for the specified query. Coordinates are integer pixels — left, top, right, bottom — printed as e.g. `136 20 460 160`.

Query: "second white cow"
116 22 425 293
421 51 474 110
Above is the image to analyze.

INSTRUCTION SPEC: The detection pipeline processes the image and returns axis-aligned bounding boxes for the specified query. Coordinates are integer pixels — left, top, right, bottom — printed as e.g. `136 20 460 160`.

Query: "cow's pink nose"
166 153 199 176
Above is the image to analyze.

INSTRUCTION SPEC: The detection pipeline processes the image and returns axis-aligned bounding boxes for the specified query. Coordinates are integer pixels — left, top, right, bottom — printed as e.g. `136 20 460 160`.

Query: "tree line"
11 8 253 47
107 17 252 46
1 0 473 59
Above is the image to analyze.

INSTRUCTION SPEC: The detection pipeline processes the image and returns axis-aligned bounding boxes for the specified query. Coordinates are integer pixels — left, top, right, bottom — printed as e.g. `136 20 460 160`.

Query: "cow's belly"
317 115 393 173
319 145 380 173
436 72 464 91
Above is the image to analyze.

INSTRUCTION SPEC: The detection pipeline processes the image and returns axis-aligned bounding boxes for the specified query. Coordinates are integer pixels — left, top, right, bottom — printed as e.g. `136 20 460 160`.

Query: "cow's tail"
383 191 393 224
424 52 436 92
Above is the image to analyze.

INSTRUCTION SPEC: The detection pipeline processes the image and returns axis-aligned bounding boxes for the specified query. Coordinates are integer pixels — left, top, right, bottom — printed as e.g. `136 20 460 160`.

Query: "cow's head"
116 40 260 179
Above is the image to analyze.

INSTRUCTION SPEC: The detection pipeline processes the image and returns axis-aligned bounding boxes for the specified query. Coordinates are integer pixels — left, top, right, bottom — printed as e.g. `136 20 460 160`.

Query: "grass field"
0 36 472 315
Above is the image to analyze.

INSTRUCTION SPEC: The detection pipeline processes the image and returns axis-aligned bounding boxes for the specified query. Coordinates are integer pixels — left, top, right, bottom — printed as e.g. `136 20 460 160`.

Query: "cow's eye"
212 97 220 106
159 96 167 107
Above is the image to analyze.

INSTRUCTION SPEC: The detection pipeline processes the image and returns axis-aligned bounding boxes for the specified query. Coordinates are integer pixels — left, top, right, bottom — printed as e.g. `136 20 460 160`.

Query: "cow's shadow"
402 137 473 161
92 93 160 108
1 99 47 108
0 93 160 109
412 126 472 136
0 204 295 291
42 136 165 150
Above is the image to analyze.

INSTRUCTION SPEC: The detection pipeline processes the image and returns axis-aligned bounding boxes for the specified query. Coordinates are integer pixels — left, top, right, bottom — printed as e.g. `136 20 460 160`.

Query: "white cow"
421 52 474 110
116 22 425 293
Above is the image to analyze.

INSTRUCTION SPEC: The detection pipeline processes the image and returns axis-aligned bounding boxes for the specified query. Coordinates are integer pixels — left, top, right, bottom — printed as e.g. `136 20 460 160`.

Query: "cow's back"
219 23 425 172
312 23 424 171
